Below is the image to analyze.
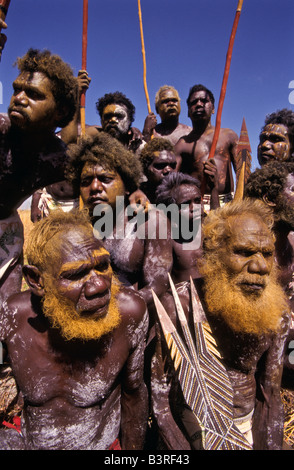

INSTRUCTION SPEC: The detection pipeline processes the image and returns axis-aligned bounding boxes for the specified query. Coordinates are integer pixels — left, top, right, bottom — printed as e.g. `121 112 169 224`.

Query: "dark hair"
245 160 294 203
155 172 200 206
16 48 78 128
66 132 143 194
186 84 215 107
96 91 135 125
139 137 174 173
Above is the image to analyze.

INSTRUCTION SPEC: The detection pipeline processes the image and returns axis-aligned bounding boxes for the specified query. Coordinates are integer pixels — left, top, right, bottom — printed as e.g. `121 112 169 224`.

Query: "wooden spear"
138 0 151 114
0 0 11 61
80 0 88 137
202 0 244 195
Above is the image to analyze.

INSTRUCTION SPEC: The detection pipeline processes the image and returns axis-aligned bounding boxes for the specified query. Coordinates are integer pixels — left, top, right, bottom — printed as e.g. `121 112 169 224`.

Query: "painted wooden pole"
138 0 151 114
80 0 88 137
201 0 244 196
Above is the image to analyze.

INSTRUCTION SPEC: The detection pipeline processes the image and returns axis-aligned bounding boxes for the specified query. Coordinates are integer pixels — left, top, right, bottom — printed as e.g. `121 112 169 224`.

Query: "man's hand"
142 112 157 141
0 19 7 57
77 70 91 97
203 158 219 192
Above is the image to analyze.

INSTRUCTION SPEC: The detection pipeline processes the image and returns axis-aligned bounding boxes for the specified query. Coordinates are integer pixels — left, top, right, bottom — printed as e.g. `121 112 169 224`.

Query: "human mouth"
79 293 110 318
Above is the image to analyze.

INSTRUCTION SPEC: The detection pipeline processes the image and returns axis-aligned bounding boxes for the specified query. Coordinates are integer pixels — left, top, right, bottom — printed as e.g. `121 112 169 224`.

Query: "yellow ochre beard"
42 275 122 341
200 256 288 336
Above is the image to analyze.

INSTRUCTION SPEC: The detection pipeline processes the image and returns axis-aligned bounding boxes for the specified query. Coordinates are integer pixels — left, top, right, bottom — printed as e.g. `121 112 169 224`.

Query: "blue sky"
0 0 294 177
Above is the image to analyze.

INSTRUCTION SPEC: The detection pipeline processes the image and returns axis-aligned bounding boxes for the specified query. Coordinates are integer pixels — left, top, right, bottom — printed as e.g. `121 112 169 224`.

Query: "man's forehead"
14 71 51 88
81 162 115 177
262 123 289 137
152 150 176 161
103 103 128 114
227 214 273 244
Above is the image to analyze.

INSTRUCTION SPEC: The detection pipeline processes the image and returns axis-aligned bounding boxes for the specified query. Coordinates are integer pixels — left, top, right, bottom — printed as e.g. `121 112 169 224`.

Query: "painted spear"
0 0 11 61
201 0 244 195
80 0 88 137
138 0 151 114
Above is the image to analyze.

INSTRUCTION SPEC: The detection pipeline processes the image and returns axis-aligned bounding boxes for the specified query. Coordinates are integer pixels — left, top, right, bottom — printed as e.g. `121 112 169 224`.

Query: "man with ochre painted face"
174 84 238 207
80 91 145 155
0 209 148 450
67 132 173 311
142 85 191 145
257 109 294 167
0 28 78 300
245 161 294 392
151 199 291 450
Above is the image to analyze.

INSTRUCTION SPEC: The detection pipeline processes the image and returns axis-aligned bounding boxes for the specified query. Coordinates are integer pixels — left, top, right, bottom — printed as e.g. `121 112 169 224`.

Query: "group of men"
0 17 293 451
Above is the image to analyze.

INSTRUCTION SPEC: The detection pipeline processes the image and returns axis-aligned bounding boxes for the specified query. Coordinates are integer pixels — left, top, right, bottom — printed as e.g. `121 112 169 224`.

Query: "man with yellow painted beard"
0 209 148 450
151 199 291 450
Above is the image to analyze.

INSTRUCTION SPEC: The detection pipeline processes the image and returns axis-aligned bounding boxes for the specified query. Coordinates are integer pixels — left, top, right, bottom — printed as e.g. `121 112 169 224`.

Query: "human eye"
95 260 110 273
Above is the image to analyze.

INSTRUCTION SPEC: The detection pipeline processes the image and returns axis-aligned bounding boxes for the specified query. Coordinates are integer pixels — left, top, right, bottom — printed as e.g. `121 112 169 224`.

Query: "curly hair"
139 137 175 173
155 172 200 206
245 160 294 203
25 209 95 272
15 48 78 128
202 198 275 253
155 85 180 113
66 132 143 194
261 108 294 156
186 84 215 107
95 91 135 125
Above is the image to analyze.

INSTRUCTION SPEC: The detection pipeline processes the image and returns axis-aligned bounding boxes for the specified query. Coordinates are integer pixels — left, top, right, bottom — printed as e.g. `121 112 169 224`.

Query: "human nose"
248 253 270 275
84 271 109 297
14 90 28 106
90 177 103 193
162 165 173 175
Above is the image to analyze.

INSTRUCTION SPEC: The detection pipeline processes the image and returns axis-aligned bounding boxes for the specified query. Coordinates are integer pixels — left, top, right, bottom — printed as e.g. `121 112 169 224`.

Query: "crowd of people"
0 17 293 451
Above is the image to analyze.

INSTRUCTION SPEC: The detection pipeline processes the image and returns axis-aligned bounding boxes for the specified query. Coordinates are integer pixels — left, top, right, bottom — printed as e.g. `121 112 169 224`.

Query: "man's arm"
60 70 91 144
120 307 149 450
252 310 291 450
139 209 173 307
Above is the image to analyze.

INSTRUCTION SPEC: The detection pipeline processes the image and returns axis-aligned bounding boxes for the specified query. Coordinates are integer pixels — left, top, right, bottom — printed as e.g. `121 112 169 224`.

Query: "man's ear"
262 194 276 207
22 265 45 297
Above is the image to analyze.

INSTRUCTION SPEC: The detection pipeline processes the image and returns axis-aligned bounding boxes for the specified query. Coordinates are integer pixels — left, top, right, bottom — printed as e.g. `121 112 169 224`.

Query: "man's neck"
159 116 179 132
192 119 212 136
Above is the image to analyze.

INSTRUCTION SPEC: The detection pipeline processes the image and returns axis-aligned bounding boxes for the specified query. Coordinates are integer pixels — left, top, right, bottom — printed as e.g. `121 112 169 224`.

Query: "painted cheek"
273 142 290 161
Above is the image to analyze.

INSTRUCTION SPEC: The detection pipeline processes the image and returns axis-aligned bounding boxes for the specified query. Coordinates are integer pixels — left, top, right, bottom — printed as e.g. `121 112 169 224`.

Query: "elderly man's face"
101 103 131 139
220 213 275 296
258 124 291 166
8 71 59 132
157 89 181 121
80 163 127 214
53 228 113 318
41 226 121 341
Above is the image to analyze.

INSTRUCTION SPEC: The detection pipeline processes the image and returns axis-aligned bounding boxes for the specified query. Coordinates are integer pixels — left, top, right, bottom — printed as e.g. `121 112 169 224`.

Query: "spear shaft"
138 0 151 114
201 0 243 197
80 0 88 136
208 0 243 161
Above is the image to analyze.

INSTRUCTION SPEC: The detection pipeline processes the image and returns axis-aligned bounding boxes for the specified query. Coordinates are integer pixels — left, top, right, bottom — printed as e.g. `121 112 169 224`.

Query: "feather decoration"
152 276 252 450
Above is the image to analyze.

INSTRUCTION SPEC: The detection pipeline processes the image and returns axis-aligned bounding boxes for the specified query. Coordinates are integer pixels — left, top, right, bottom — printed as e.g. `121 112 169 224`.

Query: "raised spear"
0 0 11 61
138 0 151 114
80 0 88 137
201 0 244 195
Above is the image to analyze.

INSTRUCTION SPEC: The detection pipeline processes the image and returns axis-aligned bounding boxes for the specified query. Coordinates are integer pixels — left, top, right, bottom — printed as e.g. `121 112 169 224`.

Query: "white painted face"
101 103 131 138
